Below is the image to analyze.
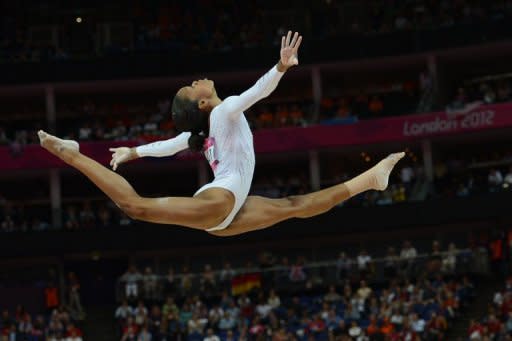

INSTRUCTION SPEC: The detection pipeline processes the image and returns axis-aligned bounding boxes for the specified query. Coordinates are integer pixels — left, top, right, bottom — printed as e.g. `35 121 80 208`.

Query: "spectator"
181 266 193 293
348 320 363 339
255 296 272 320
267 289 281 310
411 313 426 336
468 319 484 340
67 272 83 319
219 262 236 289
163 267 176 294
289 257 306 282
134 301 148 327
119 213 132 226
400 165 415 192
400 240 417 274
427 312 447 340
383 247 399 278
357 249 372 278
200 264 217 296
121 266 143 300
442 242 457 273
208 304 224 328
482 83 497 104
324 285 342 303
97 204 112 227
201 328 219 341
335 252 351 281
142 267 158 300
44 283 60 312
505 311 512 334
504 166 512 187
137 325 152 341
65 323 83 341
188 312 205 338
366 315 380 338
427 240 442 274
116 300 134 322
225 330 236 341
64 206 79 230
121 323 138 341
487 313 502 338
324 309 341 331
162 296 179 320
357 280 372 301
309 313 327 338
237 293 252 320
488 168 504 191
390 308 404 328
368 95 384 116
344 303 360 320
218 311 237 331
78 201 95 229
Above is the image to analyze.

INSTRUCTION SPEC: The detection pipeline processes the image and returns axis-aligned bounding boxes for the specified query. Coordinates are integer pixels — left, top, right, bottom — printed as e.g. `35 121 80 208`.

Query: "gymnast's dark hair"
172 95 209 152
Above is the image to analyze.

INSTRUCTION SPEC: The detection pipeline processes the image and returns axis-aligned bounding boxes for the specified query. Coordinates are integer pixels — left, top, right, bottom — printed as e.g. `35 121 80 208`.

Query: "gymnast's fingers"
293 36 302 51
290 32 299 47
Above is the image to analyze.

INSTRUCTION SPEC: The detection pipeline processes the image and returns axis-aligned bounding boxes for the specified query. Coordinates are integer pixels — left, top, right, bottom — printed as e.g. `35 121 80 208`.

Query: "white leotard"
136 65 284 230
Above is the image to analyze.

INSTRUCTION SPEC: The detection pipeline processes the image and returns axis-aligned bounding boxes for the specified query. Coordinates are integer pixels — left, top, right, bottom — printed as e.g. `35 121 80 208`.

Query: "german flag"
231 273 261 295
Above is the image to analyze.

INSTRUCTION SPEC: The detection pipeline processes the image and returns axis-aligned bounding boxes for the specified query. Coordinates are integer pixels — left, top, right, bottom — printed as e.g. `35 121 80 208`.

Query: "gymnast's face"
177 79 217 111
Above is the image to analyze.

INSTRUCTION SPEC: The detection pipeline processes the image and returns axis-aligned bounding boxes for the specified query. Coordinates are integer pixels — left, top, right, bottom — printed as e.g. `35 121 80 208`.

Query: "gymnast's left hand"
109 147 138 171
279 31 302 70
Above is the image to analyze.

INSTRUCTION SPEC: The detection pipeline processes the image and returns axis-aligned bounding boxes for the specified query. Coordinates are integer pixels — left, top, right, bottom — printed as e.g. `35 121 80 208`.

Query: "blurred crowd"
0 85 420 146
1 0 511 63
0 306 83 341
468 277 512 340
448 76 512 111
115 238 479 341
0 271 84 341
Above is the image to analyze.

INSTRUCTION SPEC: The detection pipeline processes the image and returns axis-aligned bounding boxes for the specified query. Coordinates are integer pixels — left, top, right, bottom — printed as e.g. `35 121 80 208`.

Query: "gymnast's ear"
198 98 211 112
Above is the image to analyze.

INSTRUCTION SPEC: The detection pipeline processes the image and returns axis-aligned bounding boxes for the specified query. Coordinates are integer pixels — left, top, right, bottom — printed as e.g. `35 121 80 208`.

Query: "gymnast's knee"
118 197 147 220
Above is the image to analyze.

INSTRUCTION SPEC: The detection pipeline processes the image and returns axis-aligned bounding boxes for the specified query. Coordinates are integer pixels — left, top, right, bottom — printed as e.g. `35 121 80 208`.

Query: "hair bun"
188 132 206 152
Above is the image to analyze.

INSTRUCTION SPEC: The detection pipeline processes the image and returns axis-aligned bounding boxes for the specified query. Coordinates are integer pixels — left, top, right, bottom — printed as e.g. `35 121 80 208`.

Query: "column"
104 24 112 49
309 150 321 191
421 139 433 182
311 66 322 121
426 54 439 107
45 85 57 133
49 169 62 229
51 25 59 48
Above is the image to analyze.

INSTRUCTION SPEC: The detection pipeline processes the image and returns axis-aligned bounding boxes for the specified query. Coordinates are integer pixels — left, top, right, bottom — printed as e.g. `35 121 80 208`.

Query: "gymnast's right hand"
109 147 138 171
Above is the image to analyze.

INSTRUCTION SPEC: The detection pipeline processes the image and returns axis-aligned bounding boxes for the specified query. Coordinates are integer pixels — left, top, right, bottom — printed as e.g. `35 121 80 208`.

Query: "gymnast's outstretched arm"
219 31 302 121
109 132 191 170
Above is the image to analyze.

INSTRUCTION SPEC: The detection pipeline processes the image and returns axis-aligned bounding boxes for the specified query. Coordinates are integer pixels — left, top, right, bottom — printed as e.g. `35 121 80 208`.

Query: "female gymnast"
38 31 404 237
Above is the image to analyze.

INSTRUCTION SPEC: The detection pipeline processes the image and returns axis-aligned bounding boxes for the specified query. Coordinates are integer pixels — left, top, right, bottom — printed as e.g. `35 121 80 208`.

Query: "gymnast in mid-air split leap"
38 31 404 237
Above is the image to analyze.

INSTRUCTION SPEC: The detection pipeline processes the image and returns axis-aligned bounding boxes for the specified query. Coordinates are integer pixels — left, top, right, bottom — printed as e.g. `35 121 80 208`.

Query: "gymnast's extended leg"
209 152 404 237
38 131 233 230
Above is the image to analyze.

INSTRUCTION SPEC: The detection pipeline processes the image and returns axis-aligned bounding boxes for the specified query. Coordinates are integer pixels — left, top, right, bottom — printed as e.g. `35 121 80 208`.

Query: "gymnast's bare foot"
371 152 405 191
38 130 79 156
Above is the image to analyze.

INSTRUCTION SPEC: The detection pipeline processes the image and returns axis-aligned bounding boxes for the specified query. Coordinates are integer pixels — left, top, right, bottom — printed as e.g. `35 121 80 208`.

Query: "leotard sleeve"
219 65 284 120
135 132 190 157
